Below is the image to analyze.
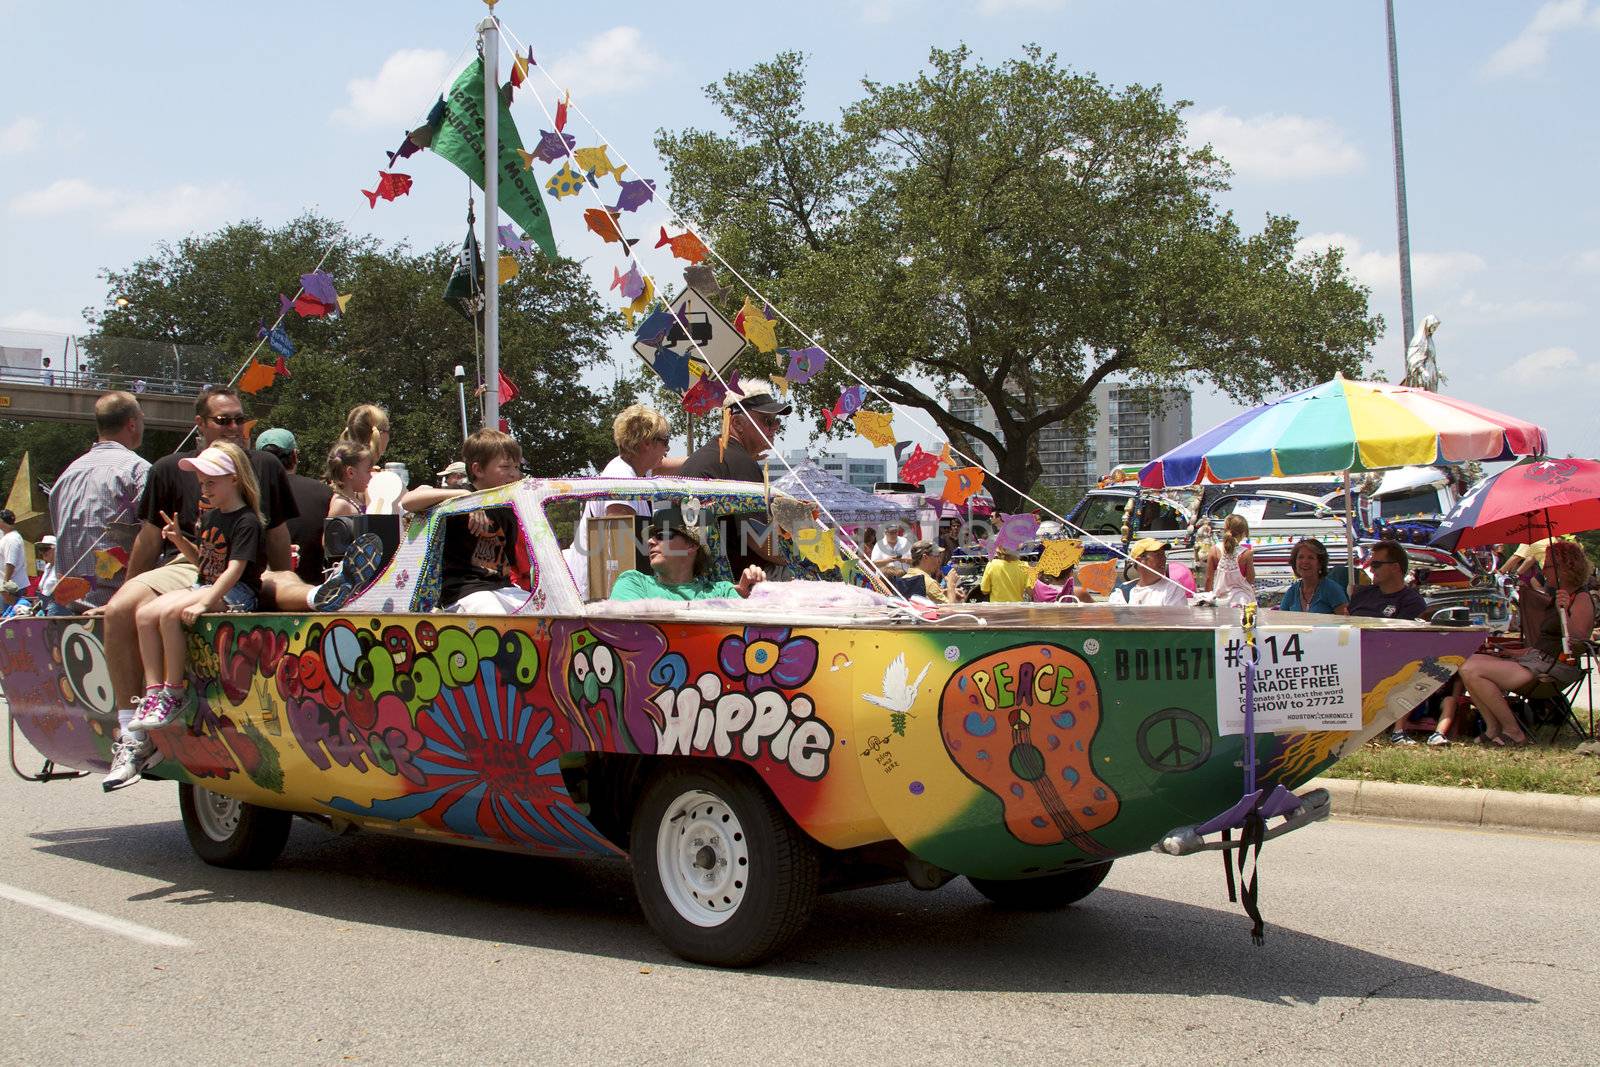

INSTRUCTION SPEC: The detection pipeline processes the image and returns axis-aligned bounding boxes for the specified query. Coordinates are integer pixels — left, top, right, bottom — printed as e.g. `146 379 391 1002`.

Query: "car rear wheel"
179 783 292 869
631 766 819 967
968 860 1114 910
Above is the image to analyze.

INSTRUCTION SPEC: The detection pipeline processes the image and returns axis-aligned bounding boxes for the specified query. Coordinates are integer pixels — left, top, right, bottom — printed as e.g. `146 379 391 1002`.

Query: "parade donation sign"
1214 625 1362 735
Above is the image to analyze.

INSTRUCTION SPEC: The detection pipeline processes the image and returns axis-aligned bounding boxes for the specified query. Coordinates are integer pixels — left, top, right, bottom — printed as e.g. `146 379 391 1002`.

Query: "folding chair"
1509 640 1595 743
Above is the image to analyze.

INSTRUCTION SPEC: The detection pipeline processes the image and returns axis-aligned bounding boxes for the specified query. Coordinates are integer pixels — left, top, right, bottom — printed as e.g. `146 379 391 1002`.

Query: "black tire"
631 765 819 967
178 783 293 869
968 860 1114 910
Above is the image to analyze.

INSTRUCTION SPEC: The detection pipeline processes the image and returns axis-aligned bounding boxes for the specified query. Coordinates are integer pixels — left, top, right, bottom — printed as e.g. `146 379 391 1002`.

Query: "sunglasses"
208 414 248 426
650 435 671 446
648 528 691 542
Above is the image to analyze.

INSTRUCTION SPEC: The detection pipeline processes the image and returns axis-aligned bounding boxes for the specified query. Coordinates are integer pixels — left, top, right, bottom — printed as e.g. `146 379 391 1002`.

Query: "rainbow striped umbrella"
1139 375 1547 488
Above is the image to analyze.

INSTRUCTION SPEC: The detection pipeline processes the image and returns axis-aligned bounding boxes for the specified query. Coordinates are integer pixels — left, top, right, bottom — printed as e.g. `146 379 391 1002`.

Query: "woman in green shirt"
610 505 768 602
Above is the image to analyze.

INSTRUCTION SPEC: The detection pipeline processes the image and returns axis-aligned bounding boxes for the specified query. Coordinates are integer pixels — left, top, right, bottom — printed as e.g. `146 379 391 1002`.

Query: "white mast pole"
478 12 501 430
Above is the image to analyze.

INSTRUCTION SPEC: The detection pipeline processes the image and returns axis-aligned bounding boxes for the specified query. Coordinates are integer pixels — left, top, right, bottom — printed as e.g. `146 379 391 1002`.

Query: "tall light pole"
1385 0 1416 362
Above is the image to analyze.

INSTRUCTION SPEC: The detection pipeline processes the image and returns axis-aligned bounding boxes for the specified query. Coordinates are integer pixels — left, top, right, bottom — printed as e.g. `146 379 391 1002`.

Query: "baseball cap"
436 460 467 479
645 504 707 547
723 380 792 417
256 427 296 452
36 535 56 548
1129 537 1167 559
910 540 940 563
179 445 238 477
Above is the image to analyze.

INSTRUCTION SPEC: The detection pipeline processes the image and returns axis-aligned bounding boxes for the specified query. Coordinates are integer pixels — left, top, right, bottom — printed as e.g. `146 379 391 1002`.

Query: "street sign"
632 288 746 390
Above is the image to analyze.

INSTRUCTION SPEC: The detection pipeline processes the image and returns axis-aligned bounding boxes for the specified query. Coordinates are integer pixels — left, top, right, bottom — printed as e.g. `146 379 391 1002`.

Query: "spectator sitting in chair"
609 505 767 602
1109 539 1190 606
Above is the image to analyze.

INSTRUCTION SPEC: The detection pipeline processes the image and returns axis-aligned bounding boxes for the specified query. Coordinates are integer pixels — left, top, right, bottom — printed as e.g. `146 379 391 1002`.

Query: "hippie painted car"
1 477 1488 965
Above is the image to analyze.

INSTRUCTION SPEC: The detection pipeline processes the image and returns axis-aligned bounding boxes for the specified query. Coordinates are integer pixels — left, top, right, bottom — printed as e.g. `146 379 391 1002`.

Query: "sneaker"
101 733 163 792
127 687 185 731
312 533 384 611
1426 731 1450 747
1390 730 1419 746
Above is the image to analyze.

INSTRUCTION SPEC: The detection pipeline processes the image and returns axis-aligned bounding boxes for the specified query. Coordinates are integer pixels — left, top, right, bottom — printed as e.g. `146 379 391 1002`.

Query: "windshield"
1373 487 1443 519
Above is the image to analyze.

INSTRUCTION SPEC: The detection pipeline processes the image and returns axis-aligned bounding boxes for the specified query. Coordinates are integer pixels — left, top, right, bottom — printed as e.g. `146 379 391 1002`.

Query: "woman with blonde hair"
1205 513 1257 607
1458 540 1595 746
565 403 683 598
339 404 391 460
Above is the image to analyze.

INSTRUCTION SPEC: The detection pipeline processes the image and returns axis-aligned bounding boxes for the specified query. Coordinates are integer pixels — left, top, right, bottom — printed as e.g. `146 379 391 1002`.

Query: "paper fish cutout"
683 263 727 300
793 524 841 573
824 385 867 430
517 148 536 170
621 276 655 327
385 135 423 168
498 224 539 253
92 547 127 580
633 307 675 348
994 513 1041 554
769 375 791 397
644 346 692 392
1035 539 1085 577
238 361 278 395
938 442 954 468
611 178 656 214
294 293 329 318
337 293 352 313
497 369 520 404
532 129 577 164
734 298 778 353
497 253 519 283
656 227 708 264
277 293 295 318
784 345 826 383
52 576 90 606
545 163 587 199
1076 559 1117 597
854 409 896 448
301 271 338 306
610 264 646 301
581 207 632 247
941 466 986 506
555 91 569 132
362 171 412 207
573 145 624 182
682 375 726 415
510 47 534 87
273 354 291 378
257 322 294 358
898 445 941 484
406 97 446 152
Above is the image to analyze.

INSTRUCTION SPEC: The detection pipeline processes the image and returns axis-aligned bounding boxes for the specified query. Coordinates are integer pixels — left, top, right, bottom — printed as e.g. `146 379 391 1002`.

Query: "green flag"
443 211 485 323
429 56 558 260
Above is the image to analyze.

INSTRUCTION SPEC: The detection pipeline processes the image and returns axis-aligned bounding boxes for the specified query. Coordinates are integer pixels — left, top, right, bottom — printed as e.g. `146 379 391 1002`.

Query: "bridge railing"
0 364 214 397
1 327 231 400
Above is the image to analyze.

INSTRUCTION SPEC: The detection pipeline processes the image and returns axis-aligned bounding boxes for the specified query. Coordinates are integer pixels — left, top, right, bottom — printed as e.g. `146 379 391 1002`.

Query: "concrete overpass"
0 377 201 431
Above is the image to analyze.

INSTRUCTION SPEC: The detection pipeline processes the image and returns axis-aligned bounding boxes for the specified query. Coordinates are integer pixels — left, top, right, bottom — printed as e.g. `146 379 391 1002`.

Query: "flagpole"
478 12 501 430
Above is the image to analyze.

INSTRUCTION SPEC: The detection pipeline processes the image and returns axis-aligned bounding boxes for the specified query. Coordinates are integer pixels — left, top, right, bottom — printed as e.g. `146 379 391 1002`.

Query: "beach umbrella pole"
1344 471 1357 597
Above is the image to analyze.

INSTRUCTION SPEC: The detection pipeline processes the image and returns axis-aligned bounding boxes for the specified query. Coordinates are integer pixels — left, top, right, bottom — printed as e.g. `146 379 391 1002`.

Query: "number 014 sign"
1214 625 1362 736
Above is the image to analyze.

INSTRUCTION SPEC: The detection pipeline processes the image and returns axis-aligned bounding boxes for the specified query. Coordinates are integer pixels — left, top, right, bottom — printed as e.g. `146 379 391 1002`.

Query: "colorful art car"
0 477 1486 965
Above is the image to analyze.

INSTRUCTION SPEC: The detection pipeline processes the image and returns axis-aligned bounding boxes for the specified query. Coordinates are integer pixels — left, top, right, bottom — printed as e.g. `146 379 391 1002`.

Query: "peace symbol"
1136 707 1212 773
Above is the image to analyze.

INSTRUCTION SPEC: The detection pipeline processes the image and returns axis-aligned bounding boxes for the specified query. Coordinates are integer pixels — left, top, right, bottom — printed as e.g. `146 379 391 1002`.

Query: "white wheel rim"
193 787 243 842
655 788 750 928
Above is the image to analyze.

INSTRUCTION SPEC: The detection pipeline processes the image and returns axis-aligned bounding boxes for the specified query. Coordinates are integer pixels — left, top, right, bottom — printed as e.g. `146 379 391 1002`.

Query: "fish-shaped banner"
293 293 330 318
610 264 646 301
93 546 127 580
531 129 577 164
510 47 534 87
621 276 656 328
656 227 708 264
273 355 291 378
611 178 656 213
545 163 587 199
633 307 675 348
52 576 90 606
498 224 539 253
497 253 519 283
683 263 727 299
734 297 778 353
582 207 635 247
784 345 827 383
301 271 338 306
362 171 412 207
682 375 726 415
823 385 867 430
993 513 1041 554
643 346 693 392
1035 539 1085 576
257 322 295 358
898 444 941 484
854 409 896 448
793 524 841 573
574 145 624 181
768 375 790 397
555 91 569 132
941 466 986 506
386 135 424 168
238 361 278 395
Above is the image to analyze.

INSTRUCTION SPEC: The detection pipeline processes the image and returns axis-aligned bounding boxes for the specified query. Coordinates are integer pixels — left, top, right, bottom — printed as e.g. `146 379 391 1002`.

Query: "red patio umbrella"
1429 457 1600 550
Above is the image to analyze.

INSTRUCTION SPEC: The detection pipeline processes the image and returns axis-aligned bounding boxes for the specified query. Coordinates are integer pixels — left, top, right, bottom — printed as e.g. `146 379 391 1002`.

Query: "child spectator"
399 429 527 614
1205 513 1257 608
326 440 375 518
126 442 263 731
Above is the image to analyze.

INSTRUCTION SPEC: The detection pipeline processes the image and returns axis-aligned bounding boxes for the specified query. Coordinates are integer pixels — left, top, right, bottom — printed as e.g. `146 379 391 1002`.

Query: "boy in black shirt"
400 429 528 613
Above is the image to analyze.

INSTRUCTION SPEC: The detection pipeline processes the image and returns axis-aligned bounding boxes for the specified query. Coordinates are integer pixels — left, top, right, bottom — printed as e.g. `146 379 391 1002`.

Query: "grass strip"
1324 742 1600 797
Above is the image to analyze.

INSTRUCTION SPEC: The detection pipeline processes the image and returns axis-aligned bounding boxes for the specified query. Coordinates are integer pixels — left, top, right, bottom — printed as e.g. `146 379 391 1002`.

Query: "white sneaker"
127 687 185 732
1426 731 1450 747
1390 730 1419 746
101 733 162 792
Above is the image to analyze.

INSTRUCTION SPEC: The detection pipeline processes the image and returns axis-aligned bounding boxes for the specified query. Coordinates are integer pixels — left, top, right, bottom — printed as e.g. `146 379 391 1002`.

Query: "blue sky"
2 1 1597 469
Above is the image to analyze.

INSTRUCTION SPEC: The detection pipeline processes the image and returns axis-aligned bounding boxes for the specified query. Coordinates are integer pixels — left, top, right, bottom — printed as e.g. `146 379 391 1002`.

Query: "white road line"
0 882 192 948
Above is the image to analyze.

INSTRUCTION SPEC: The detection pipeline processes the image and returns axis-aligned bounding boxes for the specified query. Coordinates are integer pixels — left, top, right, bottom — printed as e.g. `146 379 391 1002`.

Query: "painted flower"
718 627 819 692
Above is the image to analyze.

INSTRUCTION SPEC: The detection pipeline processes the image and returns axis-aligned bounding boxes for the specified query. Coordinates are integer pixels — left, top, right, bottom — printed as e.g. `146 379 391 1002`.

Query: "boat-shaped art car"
1 477 1486 964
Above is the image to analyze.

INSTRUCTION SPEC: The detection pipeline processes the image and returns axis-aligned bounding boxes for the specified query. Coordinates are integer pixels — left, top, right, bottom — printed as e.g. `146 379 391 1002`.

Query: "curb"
1310 776 1600 837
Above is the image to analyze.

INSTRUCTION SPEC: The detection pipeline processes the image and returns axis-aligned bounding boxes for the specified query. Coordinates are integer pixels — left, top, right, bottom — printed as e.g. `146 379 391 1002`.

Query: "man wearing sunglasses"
97 385 298 791
678 381 791 576
609 505 767 602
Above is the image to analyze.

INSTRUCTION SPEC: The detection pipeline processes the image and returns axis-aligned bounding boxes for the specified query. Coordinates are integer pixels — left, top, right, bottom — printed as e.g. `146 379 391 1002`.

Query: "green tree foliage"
82 213 624 481
656 47 1382 510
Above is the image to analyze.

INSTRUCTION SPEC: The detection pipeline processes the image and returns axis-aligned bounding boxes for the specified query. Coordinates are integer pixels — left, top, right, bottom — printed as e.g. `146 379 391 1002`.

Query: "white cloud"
0 309 83 335
977 0 1068 14
0 116 42 155
8 178 242 233
1576 249 1600 272
1484 0 1600 77
1187 108 1362 181
1455 290 1583 322
331 48 453 129
1500 345 1583 380
547 27 670 101
1295 232 1485 295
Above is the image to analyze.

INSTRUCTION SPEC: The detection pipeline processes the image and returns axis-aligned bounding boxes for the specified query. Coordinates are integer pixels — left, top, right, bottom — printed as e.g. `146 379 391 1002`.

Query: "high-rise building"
780 449 888 490
945 382 1191 491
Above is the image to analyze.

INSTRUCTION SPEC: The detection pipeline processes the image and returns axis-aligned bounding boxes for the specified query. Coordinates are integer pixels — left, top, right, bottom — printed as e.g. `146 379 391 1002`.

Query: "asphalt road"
1 731 1596 1066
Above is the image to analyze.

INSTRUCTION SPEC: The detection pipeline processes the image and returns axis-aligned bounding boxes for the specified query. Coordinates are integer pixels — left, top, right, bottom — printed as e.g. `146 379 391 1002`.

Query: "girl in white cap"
127 441 264 730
